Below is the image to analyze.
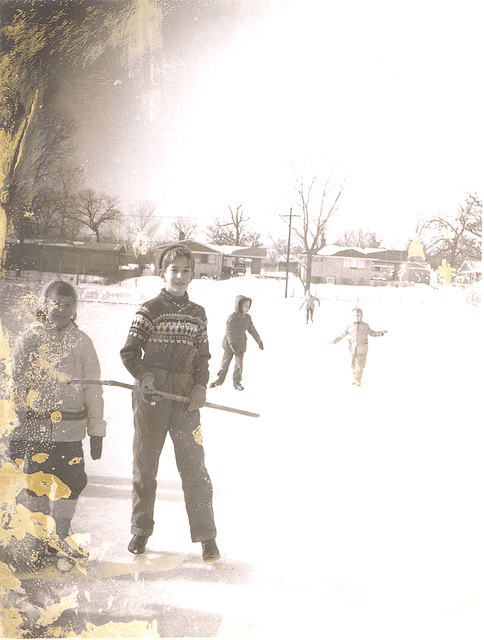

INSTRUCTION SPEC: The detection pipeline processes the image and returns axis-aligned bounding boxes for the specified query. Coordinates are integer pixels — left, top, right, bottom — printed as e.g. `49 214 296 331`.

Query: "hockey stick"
68 379 260 418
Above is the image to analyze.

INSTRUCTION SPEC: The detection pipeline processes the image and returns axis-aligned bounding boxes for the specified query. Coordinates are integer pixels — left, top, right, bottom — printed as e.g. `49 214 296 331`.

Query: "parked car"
232 260 246 275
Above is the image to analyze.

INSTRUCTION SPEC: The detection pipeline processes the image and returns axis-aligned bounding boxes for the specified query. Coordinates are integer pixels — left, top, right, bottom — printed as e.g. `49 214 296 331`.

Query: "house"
300 245 378 285
211 245 267 276
153 241 267 279
311 246 374 285
4 239 127 279
276 254 300 275
455 260 482 284
153 240 226 279
397 256 432 285
300 245 428 286
229 246 267 275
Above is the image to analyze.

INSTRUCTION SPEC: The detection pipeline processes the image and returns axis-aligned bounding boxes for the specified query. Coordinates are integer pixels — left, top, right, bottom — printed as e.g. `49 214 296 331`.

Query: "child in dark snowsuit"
330 307 387 386
210 295 263 391
120 243 219 562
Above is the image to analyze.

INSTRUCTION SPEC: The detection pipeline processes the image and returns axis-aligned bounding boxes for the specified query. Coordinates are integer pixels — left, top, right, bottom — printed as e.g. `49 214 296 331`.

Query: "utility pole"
281 208 299 299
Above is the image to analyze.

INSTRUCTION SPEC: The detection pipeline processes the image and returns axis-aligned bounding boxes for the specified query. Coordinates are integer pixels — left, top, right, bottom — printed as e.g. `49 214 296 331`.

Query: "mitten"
188 385 206 411
90 436 103 460
140 373 155 404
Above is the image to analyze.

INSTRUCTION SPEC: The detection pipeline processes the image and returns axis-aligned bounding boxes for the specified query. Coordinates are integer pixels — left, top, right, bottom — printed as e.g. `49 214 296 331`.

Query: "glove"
187 385 206 411
90 436 103 460
140 373 155 404
258 341 264 350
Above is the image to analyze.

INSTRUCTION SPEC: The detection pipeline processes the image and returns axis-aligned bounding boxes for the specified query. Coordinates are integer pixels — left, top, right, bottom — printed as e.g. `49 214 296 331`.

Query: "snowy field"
1 275 482 638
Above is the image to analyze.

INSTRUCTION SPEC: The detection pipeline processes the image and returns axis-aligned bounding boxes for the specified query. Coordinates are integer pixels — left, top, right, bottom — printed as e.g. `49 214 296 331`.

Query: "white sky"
78 0 483 248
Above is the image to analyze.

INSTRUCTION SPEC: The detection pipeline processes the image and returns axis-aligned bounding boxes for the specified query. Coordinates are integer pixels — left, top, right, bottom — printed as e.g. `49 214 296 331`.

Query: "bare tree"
171 217 197 242
268 234 289 257
6 109 80 242
423 193 482 268
1 0 164 255
74 189 121 242
126 200 160 255
292 173 346 290
205 205 262 246
33 165 83 239
266 232 303 265
335 228 381 248
103 218 126 245
32 112 78 186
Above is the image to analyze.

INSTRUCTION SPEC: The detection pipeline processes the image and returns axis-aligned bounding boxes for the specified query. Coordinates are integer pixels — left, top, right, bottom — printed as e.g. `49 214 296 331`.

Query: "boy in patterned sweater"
120 244 219 561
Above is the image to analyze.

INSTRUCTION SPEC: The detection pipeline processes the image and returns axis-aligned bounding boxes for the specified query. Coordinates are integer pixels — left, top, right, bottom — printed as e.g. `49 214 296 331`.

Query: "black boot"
56 518 71 540
201 539 220 562
128 535 148 555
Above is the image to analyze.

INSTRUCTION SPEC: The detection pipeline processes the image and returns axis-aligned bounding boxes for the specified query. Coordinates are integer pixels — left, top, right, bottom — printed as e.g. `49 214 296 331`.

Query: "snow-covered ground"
1 275 482 638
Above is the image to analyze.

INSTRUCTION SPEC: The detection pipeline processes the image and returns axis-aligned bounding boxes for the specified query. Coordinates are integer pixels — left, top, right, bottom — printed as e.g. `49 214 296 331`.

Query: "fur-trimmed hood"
234 295 252 313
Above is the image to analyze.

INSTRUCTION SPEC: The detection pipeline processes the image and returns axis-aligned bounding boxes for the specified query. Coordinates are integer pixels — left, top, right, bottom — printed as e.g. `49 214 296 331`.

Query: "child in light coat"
10 280 105 558
299 291 320 323
330 307 387 386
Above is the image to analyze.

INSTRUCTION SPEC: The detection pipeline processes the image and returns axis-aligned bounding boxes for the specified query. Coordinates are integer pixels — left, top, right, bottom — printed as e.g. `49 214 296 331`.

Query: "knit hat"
156 243 195 272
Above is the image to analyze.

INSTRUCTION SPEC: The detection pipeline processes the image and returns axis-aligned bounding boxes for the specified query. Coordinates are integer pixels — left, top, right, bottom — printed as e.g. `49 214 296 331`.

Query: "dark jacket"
332 321 385 355
222 295 262 354
120 289 210 394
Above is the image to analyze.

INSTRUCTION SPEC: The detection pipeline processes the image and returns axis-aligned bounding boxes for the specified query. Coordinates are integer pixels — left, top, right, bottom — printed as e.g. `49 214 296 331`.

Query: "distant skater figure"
299 291 320 323
330 307 387 386
210 295 264 391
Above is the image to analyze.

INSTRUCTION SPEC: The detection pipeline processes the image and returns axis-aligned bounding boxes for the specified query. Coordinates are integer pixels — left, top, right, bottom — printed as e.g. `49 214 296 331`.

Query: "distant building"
153 240 226 279
397 255 432 285
153 241 267 279
213 245 267 276
455 260 482 284
300 245 430 286
276 254 300 275
4 239 128 280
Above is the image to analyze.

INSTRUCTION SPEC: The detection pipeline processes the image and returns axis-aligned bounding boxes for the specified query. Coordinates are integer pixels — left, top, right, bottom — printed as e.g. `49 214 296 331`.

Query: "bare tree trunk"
292 172 346 292
305 254 312 291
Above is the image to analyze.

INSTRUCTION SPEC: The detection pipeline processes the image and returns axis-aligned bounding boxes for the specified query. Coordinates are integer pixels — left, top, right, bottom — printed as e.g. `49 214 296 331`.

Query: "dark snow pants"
10 439 87 529
217 346 244 385
131 391 216 542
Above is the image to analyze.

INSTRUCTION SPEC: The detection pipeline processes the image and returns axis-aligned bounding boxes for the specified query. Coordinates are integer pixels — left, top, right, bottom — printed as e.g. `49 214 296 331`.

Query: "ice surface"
2 274 482 638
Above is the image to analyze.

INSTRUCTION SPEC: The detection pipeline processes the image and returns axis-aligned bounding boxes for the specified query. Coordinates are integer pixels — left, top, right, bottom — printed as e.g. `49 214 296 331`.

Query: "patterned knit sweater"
120 289 211 390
